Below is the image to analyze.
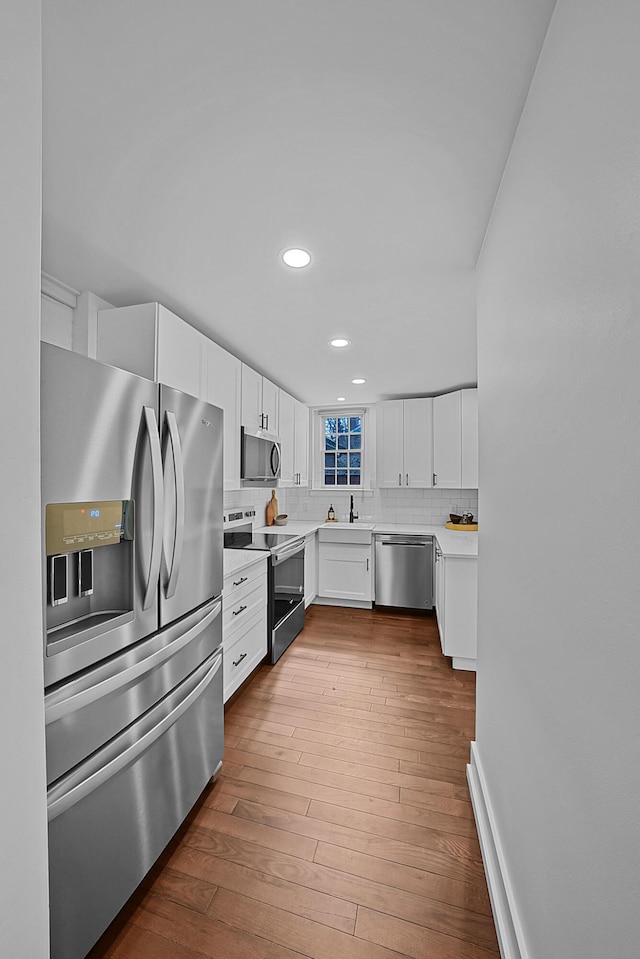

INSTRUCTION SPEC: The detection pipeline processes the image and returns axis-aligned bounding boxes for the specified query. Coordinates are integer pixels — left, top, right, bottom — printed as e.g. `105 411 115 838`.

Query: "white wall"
0 2 50 956
475 1 640 956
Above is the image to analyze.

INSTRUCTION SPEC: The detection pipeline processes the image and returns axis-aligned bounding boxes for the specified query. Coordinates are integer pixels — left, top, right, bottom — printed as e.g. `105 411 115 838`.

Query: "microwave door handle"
270 442 281 477
164 411 185 599
142 406 164 610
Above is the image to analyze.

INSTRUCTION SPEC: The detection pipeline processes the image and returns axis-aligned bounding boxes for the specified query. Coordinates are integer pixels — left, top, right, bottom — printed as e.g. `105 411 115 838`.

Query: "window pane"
324 453 335 469
337 417 349 433
350 434 361 449
324 472 335 485
336 453 347 468
325 435 336 451
349 452 361 469
350 417 361 433
325 417 336 434
337 471 347 484
337 434 348 449
349 472 361 485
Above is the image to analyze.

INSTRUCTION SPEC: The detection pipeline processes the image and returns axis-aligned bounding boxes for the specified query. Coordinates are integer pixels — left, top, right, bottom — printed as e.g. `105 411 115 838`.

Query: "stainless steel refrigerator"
41 343 224 959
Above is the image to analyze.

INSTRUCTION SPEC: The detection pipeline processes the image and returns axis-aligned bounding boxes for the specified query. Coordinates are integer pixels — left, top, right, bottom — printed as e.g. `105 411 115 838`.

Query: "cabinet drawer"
223 578 267 641
223 609 268 702
224 559 266 605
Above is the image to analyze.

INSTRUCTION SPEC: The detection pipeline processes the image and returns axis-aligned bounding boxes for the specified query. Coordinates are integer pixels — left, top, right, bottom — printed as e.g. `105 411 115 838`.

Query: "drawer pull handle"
232 576 248 587
232 604 247 617
232 652 247 667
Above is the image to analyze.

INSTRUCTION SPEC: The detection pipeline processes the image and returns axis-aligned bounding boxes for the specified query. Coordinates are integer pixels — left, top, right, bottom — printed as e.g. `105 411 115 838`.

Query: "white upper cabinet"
278 389 309 487
96 303 207 399
433 388 478 489
376 397 433 488
241 363 279 435
433 391 462 488
278 390 296 486
262 377 279 435
461 388 478 489
205 340 242 491
294 399 309 487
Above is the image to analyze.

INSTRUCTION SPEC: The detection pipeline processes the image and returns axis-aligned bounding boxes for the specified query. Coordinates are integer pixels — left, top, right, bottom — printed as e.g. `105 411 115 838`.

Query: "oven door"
269 540 305 663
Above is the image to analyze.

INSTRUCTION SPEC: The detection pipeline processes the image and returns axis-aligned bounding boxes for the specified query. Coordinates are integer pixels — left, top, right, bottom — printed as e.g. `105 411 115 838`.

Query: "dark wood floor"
88 605 498 959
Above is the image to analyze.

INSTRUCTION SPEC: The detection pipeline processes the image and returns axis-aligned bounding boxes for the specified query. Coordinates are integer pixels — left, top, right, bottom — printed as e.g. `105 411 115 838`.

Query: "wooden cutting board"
445 522 478 531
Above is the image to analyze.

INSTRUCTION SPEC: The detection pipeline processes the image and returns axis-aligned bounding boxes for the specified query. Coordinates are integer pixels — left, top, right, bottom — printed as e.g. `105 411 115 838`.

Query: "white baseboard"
467 742 529 959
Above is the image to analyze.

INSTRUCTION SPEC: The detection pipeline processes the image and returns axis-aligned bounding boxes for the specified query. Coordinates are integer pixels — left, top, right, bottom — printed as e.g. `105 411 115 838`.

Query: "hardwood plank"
190 805 319 860
235 767 477 838
207 886 419 959
226 746 401 802
291 725 421 763
313 841 492 916
306 800 483 870
233 799 486 883
296 750 456 797
229 727 402 773
146 865 217 914
219 776 311 815
356 906 499 959
167 842 356 933
224 734 304 764
130 894 307 959
97 922 209 959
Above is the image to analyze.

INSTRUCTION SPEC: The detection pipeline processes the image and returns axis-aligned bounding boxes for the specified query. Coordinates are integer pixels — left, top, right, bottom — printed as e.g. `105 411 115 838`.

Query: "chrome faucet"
349 495 358 523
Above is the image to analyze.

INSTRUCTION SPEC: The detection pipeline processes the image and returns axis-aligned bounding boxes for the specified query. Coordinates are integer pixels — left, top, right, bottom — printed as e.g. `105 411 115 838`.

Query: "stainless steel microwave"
240 428 281 485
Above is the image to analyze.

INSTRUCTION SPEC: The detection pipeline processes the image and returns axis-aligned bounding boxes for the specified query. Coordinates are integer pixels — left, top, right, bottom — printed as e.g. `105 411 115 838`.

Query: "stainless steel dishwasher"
374 534 434 609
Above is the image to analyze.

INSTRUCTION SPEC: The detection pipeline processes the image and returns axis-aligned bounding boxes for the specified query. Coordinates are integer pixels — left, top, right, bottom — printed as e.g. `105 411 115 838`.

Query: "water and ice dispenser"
45 500 135 658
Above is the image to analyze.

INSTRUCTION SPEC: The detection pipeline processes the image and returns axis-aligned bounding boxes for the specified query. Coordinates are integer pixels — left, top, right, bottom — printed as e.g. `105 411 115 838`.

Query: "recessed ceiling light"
337 396 346 402
282 248 311 268
351 378 366 385
329 338 351 349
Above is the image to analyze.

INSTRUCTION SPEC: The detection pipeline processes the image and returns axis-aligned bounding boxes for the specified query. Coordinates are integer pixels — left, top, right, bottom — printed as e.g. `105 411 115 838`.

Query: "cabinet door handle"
232 604 247 617
232 652 247 667
433 472 437 486
264 413 269 431
398 473 402 486
232 576 248 587
366 558 369 571
406 473 409 486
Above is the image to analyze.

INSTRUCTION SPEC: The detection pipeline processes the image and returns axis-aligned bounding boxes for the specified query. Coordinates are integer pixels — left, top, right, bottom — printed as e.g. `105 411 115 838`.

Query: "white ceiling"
41 0 556 405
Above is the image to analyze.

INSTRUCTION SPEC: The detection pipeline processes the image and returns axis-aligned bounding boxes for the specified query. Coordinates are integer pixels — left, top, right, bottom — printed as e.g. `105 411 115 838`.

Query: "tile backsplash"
223 487 478 527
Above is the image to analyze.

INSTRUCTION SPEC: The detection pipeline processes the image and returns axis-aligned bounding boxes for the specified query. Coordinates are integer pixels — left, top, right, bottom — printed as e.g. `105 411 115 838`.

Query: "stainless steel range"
224 513 305 663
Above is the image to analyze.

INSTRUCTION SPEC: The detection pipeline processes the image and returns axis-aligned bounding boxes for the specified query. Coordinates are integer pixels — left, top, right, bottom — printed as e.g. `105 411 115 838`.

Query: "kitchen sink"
320 522 375 529
318 523 374 545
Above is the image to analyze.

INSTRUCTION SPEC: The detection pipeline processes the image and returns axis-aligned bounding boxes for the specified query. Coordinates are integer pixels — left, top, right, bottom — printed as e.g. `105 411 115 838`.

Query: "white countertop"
253 521 323 538
223 549 269 577
253 520 477 558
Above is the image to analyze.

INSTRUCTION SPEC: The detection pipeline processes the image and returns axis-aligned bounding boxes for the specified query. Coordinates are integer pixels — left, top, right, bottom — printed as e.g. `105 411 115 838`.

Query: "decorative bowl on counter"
273 514 288 526
449 513 462 524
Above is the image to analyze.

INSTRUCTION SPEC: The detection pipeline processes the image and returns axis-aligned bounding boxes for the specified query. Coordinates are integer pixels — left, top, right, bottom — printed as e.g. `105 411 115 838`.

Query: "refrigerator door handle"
164 410 185 599
45 599 222 723
143 406 164 610
47 648 223 822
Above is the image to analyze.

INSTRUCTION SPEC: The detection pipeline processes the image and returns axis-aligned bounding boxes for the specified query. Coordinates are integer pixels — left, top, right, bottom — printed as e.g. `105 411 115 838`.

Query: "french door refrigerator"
41 343 224 959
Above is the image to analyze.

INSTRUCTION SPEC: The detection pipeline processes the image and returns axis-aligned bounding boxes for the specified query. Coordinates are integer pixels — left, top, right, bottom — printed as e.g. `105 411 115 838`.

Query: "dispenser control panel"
45 500 133 555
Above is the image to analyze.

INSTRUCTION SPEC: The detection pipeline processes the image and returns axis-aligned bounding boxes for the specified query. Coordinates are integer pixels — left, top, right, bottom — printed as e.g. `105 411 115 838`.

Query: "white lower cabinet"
304 532 318 607
434 547 477 671
223 559 267 702
317 529 373 606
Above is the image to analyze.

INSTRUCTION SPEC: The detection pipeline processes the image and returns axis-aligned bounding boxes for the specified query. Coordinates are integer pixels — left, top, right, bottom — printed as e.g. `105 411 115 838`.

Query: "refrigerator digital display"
46 500 131 554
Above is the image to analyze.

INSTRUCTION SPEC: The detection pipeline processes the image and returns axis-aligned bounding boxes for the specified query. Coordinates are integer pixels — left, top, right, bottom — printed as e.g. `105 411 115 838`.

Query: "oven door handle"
271 540 305 567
